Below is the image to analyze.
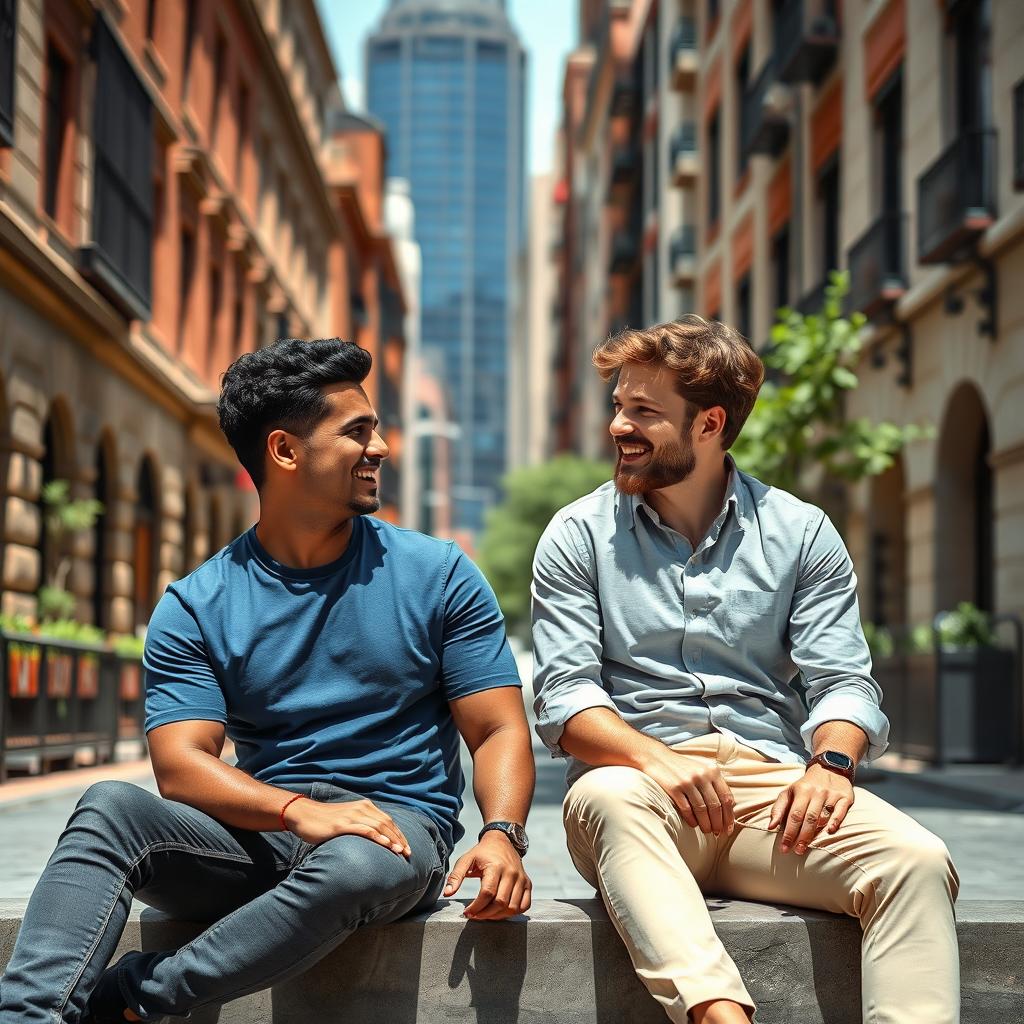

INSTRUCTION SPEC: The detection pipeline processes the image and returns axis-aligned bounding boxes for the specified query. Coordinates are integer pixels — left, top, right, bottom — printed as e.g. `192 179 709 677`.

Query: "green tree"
478 455 612 637
731 271 926 495
38 479 104 621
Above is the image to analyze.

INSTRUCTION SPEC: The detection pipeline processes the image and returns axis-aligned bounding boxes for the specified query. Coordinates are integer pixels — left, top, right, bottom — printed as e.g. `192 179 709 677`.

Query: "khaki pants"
563 733 960 1023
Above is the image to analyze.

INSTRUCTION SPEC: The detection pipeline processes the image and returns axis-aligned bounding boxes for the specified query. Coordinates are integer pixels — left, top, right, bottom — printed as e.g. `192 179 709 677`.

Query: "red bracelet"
279 794 306 832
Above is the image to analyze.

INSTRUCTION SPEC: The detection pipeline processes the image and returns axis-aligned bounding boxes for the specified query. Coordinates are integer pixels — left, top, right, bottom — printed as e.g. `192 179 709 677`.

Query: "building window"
951 0 991 135
79 16 154 320
236 82 249 185
0 0 17 147
817 156 840 280
43 44 70 220
178 228 195 352
735 45 750 178
736 273 752 341
1015 78 1024 190
145 0 158 41
771 226 790 313
183 0 198 99
208 264 222 370
708 109 721 230
232 259 245 356
211 32 226 146
133 457 159 630
874 70 903 217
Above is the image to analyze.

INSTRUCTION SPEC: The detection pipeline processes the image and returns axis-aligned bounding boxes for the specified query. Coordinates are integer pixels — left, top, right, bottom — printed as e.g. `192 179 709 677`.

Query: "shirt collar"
615 454 746 533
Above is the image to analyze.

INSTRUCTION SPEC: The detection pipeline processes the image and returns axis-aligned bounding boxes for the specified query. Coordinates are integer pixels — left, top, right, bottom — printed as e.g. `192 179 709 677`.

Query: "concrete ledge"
2 898 1021 1023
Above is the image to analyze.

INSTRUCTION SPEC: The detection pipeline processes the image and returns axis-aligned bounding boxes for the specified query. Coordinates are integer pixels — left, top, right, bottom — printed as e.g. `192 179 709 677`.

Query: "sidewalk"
871 754 1024 813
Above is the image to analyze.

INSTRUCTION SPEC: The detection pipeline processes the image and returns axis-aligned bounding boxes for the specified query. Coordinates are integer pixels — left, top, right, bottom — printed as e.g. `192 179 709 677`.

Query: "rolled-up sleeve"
790 512 889 761
531 514 617 757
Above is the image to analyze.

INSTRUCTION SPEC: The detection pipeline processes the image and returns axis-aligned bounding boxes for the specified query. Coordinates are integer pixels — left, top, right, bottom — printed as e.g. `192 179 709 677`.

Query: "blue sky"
314 0 577 176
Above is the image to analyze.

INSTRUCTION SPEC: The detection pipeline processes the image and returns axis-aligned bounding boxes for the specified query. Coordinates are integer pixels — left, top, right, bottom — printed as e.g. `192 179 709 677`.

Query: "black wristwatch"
479 821 529 857
807 750 856 783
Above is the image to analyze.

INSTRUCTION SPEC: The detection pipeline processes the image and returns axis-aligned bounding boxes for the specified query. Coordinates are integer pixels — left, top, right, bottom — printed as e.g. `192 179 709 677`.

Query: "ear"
698 406 728 443
266 429 299 475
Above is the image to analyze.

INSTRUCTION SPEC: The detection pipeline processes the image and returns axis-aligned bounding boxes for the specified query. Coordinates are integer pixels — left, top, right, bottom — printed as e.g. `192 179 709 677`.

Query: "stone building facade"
0 0 407 632
551 0 1024 631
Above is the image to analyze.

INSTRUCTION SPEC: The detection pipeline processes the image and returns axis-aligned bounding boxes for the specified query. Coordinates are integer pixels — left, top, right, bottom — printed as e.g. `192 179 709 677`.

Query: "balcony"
609 72 637 117
670 226 697 285
773 0 840 86
670 17 698 90
917 130 998 264
609 142 638 188
669 123 698 186
847 212 907 320
740 59 789 160
608 230 637 274
797 279 828 317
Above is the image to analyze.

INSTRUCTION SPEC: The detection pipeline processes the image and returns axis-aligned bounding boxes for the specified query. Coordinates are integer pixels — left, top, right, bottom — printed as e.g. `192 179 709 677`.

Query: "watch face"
507 823 529 852
823 751 854 771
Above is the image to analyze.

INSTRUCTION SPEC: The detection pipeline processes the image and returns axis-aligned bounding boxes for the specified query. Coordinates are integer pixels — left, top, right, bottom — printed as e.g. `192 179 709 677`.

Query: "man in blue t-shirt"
0 339 534 1024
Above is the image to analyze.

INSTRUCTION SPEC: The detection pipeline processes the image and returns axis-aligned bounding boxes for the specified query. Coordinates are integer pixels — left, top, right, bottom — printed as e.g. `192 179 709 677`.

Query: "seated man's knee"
565 766 663 826
886 828 959 900
75 780 155 824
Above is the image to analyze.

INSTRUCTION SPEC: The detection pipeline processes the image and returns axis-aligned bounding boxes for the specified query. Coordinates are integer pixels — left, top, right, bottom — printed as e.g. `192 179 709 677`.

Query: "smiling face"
272 383 390 518
610 362 699 496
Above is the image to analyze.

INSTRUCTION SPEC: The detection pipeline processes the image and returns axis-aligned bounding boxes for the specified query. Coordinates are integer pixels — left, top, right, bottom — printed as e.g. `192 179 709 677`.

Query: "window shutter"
78 13 153 320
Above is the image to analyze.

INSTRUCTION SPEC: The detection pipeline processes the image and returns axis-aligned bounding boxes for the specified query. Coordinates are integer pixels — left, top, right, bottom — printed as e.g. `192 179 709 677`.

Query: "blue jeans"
0 780 449 1022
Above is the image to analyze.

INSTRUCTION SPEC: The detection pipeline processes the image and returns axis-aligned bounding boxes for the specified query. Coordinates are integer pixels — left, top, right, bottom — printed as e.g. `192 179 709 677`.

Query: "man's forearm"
470 723 535 824
811 720 869 763
157 751 300 832
558 707 669 772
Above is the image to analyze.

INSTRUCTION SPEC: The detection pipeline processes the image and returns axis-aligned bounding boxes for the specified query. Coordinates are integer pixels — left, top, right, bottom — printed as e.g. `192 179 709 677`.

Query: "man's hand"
443 831 532 920
640 747 736 836
769 764 854 854
284 797 411 857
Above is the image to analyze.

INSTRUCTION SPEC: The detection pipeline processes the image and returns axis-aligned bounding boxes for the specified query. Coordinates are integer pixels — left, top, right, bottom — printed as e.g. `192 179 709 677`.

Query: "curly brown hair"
592 315 764 449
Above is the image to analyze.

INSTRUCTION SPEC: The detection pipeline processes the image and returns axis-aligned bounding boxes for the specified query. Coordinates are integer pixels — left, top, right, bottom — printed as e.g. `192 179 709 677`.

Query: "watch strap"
807 751 856 783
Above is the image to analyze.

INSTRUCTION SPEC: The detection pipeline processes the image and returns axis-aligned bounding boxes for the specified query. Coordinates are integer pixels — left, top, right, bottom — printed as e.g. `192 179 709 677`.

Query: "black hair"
217 338 372 489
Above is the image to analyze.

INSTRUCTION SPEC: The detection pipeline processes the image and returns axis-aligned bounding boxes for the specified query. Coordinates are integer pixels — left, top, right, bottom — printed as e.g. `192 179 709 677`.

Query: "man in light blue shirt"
533 316 958 1024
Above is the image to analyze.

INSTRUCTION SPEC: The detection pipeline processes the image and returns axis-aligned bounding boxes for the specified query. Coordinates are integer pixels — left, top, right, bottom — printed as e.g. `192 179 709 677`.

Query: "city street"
1 736 1022 904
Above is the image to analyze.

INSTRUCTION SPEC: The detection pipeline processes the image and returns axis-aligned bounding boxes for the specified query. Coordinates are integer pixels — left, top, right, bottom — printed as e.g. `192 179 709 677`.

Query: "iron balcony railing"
670 225 696 269
669 122 698 169
670 17 697 64
610 142 638 185
608 230 638 274
1 632 146 784
847 211 907 320
917 129 998 264
773 0 839 86
740 58 789 160
797 279 829 317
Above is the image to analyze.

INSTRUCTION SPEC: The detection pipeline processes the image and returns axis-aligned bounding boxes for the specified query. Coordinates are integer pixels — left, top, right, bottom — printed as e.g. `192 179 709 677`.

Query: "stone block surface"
0 899 1020 1023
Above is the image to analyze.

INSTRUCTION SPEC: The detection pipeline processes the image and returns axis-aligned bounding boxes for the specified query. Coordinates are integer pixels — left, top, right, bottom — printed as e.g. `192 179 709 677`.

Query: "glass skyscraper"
366 0 526 533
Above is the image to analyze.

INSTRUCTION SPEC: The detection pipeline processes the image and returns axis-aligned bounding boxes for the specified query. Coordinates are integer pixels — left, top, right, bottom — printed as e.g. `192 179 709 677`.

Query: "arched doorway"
182 479 198 575
133 456 160 631
867 455 907 629
91 432 116 629
37 400 76 615
934 382 994 613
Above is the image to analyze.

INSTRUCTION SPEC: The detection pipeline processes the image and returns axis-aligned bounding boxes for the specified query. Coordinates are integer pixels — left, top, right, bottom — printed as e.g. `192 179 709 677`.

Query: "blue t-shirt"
143 517 521 848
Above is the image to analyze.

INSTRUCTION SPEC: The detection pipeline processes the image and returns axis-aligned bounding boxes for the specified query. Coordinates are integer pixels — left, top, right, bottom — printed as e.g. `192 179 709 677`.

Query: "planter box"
937 647 1017 763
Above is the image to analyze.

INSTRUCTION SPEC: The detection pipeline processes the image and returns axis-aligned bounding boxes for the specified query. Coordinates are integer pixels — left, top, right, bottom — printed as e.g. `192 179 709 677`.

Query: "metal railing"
669 122 697 169
670 225 696 271
670 17 697 64
847 211 907 318
773 0 839 85
1 632 146 784
740 58 788 160
871 615 1022 766
917 129 998 264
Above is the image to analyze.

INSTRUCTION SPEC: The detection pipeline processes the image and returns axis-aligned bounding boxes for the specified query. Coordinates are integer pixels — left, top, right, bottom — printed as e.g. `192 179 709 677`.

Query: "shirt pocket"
720 589 786 647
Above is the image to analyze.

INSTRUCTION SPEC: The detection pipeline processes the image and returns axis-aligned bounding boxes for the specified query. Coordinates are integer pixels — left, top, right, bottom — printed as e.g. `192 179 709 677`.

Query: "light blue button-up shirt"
531 459 888 787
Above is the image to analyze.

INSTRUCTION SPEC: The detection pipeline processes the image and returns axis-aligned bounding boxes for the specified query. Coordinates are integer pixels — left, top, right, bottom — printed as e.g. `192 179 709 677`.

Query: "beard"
614 432 697 495
347 491 381 515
